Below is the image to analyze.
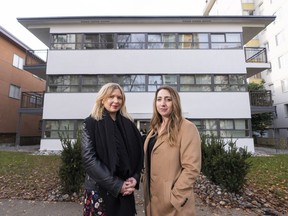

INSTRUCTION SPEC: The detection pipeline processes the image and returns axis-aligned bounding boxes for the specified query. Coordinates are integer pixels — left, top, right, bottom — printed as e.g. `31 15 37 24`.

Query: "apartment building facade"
204 0 288 140
0 26 46 145
18 16 274 151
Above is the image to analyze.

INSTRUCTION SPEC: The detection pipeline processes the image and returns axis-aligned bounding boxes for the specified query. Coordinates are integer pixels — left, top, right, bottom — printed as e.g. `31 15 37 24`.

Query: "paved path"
0 194 257 216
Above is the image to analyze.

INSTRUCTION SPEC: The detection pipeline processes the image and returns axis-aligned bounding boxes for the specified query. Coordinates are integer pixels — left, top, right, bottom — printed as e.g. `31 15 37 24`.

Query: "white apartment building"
205 0 288 141
17 16 274 151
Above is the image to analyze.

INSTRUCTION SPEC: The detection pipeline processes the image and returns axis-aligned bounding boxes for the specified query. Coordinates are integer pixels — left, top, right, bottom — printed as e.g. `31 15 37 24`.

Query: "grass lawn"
247 154 288 200
0 150 287 209
0 151 61 200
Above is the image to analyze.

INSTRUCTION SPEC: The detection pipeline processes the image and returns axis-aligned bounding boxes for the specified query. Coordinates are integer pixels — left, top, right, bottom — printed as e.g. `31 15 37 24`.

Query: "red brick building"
0 26 46 145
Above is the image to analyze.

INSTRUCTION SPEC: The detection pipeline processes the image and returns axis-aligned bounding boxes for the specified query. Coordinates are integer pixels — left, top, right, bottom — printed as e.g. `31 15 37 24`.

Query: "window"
178 33 209 49
81 75 101 92
214 75 246 91
117 75 145 92
51 34 82 50
48 75 80 92
211 33 242 49
9 84 21 99
47 74 247 93
44 120 82 139
84 33 114 49
12 54 24 70
148 33 176 49
117 34 145 49
220 120 249 138
147 75 178 91
192 119 249 138
51 31 242 50
180 75 211 91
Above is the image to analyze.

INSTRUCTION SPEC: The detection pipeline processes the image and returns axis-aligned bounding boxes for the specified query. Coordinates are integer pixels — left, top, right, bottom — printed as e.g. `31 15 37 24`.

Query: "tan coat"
143 119 201 216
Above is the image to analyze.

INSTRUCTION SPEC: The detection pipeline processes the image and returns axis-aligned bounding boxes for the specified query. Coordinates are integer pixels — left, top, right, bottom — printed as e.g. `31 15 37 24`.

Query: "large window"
48 75 80 92
43 119 250 139
47 74 247 93
211 33 242 49
117 34 145 49
180 75 212 91
51 32 242 50
192 119 250 138
44 120 82 139
9 84 21 99
178 33 209 49
117 75 145 92
84 33 114 49
148 33 176 49
148 75 178 91
214 75 246 91
51 34 82 50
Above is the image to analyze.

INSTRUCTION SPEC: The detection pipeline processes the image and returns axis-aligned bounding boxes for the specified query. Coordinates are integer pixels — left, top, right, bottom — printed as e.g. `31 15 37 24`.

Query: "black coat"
81 112 144 215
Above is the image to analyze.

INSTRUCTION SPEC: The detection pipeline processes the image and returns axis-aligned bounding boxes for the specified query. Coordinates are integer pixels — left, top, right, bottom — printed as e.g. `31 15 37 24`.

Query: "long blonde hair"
90 83 132 121
150 85 183 146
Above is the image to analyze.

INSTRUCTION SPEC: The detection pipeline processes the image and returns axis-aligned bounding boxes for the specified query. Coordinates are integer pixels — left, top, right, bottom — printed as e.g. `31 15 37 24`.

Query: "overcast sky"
0 0 206 50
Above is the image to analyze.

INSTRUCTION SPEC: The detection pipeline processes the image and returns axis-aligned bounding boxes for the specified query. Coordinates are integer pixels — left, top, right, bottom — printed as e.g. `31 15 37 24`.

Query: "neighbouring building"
204 0 288 143
17 15 274 151
0 26 46 146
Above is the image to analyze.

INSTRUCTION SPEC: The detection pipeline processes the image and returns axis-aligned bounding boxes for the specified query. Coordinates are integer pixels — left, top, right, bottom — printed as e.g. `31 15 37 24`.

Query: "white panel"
47 49 246 74
40 139 62 151
40 135 255 152
43 92 251 119
223 138 255 153
50 24 243 33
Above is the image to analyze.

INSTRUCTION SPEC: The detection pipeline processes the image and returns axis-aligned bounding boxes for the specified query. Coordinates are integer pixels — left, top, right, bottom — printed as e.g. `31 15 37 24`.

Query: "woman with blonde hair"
81 83 143 216
143 85 201 216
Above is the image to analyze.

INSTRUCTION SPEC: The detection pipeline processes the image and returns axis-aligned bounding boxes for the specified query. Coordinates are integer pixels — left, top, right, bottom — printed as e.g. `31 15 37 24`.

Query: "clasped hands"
121 177 137 196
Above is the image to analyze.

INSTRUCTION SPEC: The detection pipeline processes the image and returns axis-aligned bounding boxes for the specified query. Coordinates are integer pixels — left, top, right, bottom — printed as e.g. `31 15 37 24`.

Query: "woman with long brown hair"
143 85 201 216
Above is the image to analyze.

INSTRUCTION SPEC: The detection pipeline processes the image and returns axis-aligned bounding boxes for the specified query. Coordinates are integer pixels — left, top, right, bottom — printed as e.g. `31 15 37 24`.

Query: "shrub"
201 134 252 193
58 130 85 195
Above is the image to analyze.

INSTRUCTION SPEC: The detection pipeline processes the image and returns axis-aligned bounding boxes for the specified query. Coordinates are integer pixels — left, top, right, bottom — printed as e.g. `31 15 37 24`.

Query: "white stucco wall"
43 92 251 119
47 49 246 75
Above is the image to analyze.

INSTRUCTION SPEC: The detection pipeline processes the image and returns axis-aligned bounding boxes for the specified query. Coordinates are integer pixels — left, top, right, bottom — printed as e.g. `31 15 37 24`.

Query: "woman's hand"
121 177 137 196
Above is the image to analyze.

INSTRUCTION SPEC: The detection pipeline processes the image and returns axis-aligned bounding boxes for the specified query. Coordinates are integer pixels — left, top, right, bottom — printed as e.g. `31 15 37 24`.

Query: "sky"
0 0 206 50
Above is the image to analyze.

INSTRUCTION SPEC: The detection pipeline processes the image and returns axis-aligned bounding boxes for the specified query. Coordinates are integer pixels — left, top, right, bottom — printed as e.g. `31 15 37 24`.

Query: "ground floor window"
42 119 250 139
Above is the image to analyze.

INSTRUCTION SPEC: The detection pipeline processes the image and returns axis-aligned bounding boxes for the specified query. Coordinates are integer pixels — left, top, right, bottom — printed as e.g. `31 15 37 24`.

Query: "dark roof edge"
17 15 276 21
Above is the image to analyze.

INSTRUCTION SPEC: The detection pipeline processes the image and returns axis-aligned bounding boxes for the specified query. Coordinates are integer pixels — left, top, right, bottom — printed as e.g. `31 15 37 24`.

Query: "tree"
248 81 274 137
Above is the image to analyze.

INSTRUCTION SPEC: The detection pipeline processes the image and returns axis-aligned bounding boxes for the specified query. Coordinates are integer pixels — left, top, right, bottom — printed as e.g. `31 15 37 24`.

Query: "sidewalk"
0 191 256 216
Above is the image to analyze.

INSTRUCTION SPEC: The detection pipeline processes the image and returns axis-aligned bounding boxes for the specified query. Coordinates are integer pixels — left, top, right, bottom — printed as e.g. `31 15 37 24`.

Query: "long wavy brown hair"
90 83 132 121
149 85 183 146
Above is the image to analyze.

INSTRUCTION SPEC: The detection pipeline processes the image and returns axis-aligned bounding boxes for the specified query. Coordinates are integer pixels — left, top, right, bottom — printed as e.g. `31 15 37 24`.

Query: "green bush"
58 130 85 195
201 134 252 193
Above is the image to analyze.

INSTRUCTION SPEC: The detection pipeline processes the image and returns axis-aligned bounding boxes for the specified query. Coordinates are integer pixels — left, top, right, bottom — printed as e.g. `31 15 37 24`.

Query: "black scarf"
94 111 143 181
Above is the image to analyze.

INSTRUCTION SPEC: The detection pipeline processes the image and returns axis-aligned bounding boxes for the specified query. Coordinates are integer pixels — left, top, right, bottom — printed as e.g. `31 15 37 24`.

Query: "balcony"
19 92 44 114
249 90 276 114
245 47 271 78
23 49 48 80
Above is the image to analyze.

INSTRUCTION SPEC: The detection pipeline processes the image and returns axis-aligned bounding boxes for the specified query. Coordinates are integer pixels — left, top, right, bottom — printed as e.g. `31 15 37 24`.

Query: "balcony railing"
21 92 44 109
249 90 272 106
25 49 48 66
245 47 267 63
